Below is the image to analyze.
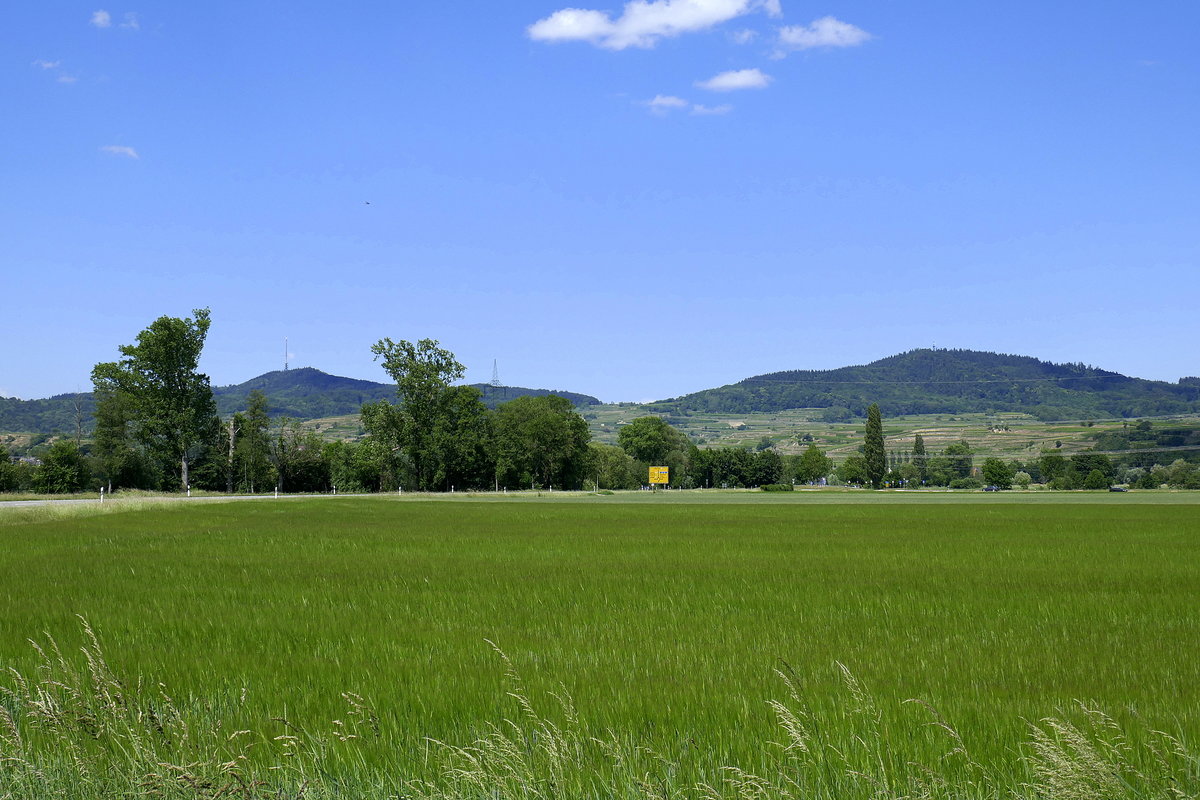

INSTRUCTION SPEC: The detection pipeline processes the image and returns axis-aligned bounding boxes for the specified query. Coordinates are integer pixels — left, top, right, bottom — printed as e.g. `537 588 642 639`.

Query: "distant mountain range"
649 349 1200 420
3 351 1198 436
0 367 601 435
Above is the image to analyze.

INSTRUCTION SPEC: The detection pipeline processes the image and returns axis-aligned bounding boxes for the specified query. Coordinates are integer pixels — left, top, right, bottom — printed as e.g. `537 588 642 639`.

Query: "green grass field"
1 494 1198 798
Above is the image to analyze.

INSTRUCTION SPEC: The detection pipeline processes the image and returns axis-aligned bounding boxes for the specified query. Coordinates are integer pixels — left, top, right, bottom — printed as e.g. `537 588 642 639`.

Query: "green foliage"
31 440 90 493
863 403 886 489
232 389 275 492
820 405 853 422
1 370 602 436
687 447 785 488
0 445 15 491
428 386 494 491
270 417 331 492
759 482 793 491
912 433 928 484
982 457 1016 488
493 394 591 489
794 444 832 484
655 348 1200 418
1040 452 1068 483
364 338 472 491
836 454 867 485
943 439 975 479
90 309 219 490
616 416 692 485
1013 470 1032 488
1083 469 1110 490
587 442 640 490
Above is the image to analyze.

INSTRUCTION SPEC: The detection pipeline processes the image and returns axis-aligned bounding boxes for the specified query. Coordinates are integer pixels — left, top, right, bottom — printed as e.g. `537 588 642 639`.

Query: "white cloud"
691 103 732 115
777 16 871 50
643 94 690 114
57 74 78 84
120 12 140 30
730 28 756 44
32 59 61 69
91 9 112 28
0 388 17 400
647 94 689 108
696 67 770 91
100 145 139 159
529 0 781 50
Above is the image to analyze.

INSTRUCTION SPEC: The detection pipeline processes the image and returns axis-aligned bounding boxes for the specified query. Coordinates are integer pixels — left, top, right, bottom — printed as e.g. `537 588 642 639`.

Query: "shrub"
760 483 794 492
949 477 983 490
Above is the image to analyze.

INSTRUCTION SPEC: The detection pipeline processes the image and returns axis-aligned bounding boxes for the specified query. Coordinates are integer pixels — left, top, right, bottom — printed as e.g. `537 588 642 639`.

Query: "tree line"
4 311 1199 494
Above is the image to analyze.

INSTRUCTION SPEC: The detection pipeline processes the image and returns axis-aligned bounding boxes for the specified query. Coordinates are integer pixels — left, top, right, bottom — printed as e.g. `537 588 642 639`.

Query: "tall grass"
1 498 1198 796
2 620 1197 799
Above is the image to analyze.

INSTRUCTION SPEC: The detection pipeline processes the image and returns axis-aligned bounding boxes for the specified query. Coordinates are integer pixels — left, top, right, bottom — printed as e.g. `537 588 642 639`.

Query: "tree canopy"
90 308 219 489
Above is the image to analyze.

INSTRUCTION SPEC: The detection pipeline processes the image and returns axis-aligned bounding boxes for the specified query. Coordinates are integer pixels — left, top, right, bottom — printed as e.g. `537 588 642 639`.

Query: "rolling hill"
0 368 601 435
649 349 1200 420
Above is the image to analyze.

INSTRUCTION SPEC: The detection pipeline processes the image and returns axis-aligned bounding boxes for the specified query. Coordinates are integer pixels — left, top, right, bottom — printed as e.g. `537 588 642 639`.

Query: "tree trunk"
227 418 237 494
181 455 189 492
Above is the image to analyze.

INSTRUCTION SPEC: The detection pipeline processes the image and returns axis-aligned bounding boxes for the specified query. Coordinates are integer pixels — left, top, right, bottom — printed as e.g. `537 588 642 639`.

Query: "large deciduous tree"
617 416 692 486
863 403 886 489
363 337 464 490
91 309 219 490
361 338 494 491
794 444 832 484
233 389 275 493
493 394 590 490
981 457 1016 488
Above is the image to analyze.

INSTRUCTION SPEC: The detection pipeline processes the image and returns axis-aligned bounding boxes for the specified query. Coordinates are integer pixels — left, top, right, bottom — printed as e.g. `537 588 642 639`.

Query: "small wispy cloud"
641 95 734 116
777 16 871 51
691 103 732 115
120 12 140 30
643 94 690 114
33 59 78 84
529 0 781 50
91 9 112 28
100 145 139 159
730 29 757 44
0 388 17 400
696 67 771 91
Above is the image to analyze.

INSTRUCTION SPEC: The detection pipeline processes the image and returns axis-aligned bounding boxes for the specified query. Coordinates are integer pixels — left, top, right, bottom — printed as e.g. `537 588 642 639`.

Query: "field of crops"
1 494 1198 798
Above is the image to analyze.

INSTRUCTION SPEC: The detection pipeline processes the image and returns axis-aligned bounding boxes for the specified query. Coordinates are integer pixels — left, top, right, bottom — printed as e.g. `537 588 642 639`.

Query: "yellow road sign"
649 466 669 484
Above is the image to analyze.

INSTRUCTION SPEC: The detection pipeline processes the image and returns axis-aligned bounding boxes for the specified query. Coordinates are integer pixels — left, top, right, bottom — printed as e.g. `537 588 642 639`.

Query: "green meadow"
1 494 1198 798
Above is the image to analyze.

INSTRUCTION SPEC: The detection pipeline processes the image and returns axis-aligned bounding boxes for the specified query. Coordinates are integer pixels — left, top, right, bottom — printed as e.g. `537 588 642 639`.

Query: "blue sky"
3 1 1198 402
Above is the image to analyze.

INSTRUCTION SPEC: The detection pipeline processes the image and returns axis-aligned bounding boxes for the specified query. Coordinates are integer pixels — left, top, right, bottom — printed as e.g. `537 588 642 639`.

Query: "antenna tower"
284 337 289 371
490 359 501 387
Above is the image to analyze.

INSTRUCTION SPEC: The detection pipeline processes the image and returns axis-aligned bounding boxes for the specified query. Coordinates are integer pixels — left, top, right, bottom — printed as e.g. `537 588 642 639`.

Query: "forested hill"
0 368 601 435
651 349 1200 420
212 368 600 416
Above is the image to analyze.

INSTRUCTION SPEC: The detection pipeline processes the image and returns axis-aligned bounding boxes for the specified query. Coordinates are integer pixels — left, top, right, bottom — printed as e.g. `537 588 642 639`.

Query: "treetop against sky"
2 1 1197 402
